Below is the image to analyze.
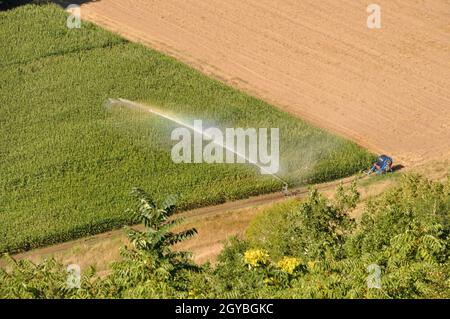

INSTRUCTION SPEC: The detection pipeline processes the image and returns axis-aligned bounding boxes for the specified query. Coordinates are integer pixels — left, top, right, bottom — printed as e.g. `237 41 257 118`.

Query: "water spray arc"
106 98 289 192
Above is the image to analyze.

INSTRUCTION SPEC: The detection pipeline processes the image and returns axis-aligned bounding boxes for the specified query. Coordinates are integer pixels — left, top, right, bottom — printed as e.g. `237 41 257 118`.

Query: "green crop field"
0 4 374 253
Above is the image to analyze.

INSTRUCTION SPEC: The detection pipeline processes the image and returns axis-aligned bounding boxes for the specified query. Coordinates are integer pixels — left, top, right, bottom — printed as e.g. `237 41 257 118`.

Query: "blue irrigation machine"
367 155 393 175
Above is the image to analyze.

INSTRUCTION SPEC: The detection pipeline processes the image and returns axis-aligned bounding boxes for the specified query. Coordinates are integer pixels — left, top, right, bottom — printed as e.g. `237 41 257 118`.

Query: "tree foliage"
1 175 448 298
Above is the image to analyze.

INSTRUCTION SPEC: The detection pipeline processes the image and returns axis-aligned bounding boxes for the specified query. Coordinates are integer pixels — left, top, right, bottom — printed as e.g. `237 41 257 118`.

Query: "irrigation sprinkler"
106 98 289 193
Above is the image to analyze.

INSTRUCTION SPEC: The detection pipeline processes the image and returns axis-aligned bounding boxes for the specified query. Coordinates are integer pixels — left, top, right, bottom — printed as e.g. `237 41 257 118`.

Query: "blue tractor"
367 155 393 175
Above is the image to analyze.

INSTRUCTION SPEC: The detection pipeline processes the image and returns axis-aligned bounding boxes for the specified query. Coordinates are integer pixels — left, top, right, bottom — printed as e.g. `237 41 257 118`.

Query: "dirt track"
77 0 450 165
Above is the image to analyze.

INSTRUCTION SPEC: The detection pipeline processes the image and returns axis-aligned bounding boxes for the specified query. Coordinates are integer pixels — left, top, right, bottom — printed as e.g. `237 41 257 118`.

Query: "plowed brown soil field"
79 0 450 165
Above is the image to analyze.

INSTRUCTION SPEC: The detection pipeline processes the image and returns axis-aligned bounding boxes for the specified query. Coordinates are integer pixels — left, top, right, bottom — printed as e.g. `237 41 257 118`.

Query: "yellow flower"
188 289 200 298
277 257 301 274
244 249 270 267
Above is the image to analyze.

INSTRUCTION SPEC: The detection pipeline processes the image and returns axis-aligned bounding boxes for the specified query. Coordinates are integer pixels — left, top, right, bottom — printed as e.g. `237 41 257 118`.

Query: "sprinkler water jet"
106 98 289 193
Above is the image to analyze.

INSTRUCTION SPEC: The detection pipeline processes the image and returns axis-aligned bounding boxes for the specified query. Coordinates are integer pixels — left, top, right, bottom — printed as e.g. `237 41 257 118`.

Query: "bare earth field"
78 0 450 166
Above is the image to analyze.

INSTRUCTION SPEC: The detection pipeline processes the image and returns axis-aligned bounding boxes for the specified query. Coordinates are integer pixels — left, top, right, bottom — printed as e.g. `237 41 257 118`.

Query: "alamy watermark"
367 263 382 289
66 4 81 29
171 120 280 175
66 264 81 289
367 4 381 29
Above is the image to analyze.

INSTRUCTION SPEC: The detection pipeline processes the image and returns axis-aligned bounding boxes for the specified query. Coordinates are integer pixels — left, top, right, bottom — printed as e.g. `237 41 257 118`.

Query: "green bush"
247 182 358 260
238 175 450 298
